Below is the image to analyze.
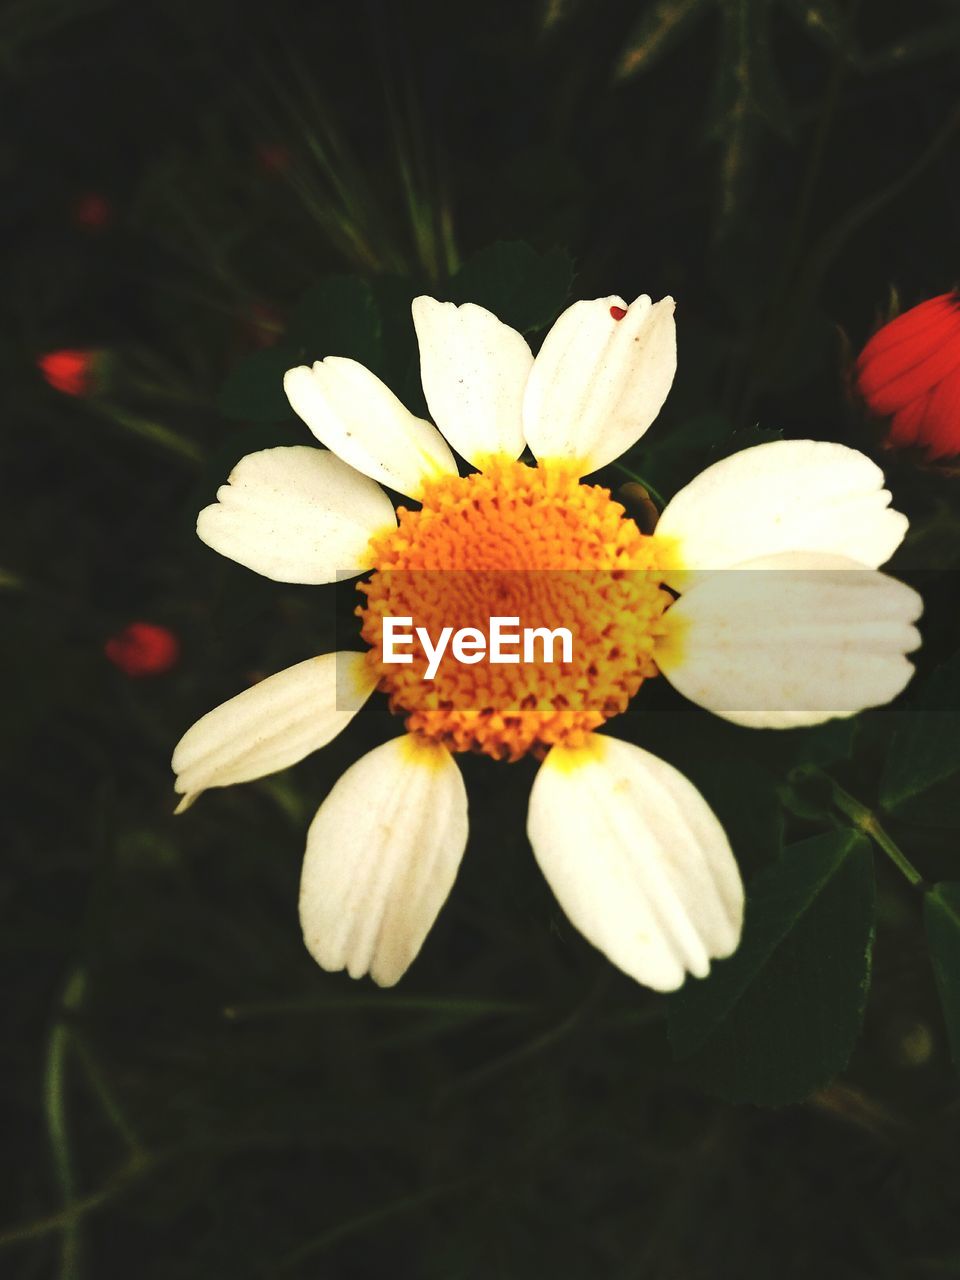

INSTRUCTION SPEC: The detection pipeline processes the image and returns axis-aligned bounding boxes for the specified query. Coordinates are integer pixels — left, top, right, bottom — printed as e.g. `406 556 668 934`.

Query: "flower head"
856 291 960 459
38 348 99 397
173 292 920 991
106 622 180 677
358 457 671 759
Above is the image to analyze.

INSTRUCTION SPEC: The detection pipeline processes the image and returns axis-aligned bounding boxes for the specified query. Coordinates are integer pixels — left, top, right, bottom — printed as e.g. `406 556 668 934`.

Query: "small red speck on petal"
37 349 96 397
105 622 180 677
610 305 628 321
72 192 112 231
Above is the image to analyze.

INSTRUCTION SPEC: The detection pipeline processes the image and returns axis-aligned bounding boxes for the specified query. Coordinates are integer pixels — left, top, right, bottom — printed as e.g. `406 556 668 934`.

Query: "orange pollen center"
357 457 672 761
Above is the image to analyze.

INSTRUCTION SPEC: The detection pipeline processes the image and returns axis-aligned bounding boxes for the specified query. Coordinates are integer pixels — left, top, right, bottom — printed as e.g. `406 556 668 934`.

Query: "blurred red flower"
72 192 112 231
856 291 960 459
244 301 284 348
105 623 180 677
37 349 97 397
256 143 291 174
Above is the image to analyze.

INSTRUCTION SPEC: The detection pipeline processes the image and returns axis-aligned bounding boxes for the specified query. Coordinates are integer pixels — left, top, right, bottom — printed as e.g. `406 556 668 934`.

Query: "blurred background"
3 1 960 1276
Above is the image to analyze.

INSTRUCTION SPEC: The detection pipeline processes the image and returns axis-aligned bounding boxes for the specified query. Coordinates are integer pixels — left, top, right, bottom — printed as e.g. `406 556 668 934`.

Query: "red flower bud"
105 623 180 677
244 301 284 348
37 349 98 397
256 143 290 174
72 192 112 231
856 291 960 459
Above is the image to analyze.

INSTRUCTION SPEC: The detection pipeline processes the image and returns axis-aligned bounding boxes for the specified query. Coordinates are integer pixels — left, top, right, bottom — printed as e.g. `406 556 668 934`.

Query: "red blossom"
244 301 284 348
856 291 960 459
37 349 97 397
72 192 112 231
105 623 180 677
256 143 291 174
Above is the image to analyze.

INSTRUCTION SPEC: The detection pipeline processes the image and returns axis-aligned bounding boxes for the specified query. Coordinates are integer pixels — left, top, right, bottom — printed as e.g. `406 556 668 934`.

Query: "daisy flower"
172 293 921 990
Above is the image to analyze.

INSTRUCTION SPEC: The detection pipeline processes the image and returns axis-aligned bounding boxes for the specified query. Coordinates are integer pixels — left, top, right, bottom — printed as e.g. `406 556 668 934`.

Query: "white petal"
300 735 468 986
527 734 743 991
284 358 457 499
196 446 395 584
522 294 677 473
412 296 532 466
172 652 376 810
655 439 909 589
656 552 922 728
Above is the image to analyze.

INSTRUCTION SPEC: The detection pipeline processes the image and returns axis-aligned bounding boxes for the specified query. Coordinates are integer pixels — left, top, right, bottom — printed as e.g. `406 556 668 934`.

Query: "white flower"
173 293 920 990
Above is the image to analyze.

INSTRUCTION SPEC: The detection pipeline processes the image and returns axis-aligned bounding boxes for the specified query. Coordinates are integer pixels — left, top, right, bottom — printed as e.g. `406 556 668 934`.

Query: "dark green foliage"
668 831 876 1105
925 884 960 1067
218 276 384 421
882 650 960 827
447 241 575 334
619 412 784 501
217 345 300 422
287 275 383 370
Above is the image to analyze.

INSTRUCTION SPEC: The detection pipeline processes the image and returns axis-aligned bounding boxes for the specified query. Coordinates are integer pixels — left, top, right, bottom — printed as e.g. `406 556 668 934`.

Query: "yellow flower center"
358 457 672 760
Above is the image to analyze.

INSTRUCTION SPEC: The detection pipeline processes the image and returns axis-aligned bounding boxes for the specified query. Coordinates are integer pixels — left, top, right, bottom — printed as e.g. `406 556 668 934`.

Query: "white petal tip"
370 967 403 989
299 736 468 990
528 736 744 992
411 294 442 316
195 503 217 543
170 653 375 804
523 290 677 471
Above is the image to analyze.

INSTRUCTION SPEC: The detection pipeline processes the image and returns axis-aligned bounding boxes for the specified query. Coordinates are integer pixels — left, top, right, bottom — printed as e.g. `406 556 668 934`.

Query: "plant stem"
777 0 861 295
44 970 86 1280
71 1039 143 1159
94 404 203 464
0 1152 157 1252
828 780 925 889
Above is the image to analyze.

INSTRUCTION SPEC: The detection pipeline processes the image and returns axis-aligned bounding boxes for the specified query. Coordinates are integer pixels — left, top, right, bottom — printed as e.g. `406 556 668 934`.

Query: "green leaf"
881 650 960 827
619 416 783 502
448 241 573 334
287 274 382 371
715 422 784 457
217 345 299 423
925 884 960 1068
621 412 734 499
687 754 783 880
779 717 858 767
667 829 875 1106
778 764 837 823
369 275 426 411
217 276 384 424
891 499 960 571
